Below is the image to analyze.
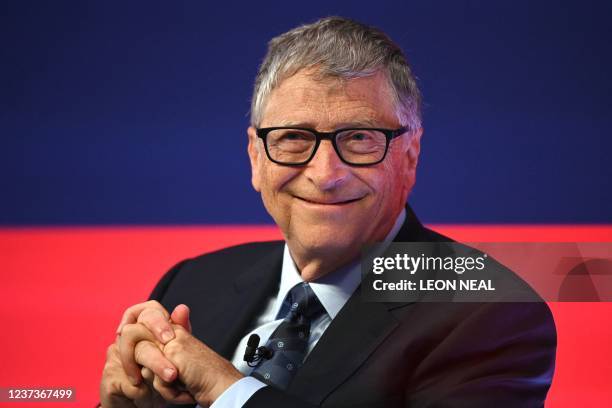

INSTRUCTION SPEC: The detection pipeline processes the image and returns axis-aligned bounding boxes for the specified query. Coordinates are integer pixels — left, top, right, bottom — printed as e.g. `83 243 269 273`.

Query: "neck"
288 244 360 282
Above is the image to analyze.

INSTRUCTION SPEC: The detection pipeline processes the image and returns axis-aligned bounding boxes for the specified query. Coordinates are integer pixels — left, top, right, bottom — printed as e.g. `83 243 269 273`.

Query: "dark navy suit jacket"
151 206 556 407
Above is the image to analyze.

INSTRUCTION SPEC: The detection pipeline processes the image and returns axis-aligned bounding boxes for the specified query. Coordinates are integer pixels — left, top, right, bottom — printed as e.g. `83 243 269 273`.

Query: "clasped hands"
100 301 243 408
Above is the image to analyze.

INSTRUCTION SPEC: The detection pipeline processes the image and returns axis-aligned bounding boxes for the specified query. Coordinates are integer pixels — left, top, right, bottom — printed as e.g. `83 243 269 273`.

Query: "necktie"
250 282 325 389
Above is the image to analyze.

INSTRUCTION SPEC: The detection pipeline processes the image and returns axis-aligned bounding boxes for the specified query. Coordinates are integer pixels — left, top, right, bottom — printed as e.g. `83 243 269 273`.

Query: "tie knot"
287 283 324 320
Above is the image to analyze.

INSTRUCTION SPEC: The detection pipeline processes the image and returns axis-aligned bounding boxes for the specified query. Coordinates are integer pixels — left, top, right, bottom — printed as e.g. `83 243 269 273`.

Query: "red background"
1 225 611 407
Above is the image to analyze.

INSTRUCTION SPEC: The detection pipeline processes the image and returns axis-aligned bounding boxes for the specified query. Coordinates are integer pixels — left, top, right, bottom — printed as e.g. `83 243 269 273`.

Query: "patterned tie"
250 282 325 389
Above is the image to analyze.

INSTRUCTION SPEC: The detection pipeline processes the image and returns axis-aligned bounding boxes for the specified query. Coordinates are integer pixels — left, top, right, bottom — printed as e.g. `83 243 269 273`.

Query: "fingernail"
163 367 175 381
127 375 139 386
161 330 174 343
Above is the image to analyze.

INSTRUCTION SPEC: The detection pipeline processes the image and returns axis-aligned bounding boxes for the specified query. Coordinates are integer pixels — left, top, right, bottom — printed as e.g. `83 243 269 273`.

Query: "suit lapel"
197 243 284 360
395 204 427 242
288 289 399 404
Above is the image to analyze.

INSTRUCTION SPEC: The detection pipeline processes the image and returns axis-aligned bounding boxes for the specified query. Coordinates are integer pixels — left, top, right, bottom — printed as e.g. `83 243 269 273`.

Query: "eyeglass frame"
255 126 410 166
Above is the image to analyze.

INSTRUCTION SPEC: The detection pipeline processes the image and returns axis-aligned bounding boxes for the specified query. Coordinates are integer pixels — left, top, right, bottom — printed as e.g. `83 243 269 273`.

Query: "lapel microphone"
243 334 274 367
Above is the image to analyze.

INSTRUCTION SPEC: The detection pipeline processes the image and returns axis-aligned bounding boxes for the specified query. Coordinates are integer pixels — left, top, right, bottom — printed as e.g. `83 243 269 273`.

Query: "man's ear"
247 126 262 192
406 127 423 170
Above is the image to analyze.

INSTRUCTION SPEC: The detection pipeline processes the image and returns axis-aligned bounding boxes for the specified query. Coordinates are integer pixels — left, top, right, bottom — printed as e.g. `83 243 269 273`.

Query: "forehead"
260 69 399 129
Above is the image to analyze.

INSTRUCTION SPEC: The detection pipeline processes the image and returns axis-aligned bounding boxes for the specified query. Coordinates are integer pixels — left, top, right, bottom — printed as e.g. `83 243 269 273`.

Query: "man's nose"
303 140 349 191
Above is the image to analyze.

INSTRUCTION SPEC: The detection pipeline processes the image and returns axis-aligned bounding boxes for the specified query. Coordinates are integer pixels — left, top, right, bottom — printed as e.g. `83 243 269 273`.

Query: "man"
100 17 556 407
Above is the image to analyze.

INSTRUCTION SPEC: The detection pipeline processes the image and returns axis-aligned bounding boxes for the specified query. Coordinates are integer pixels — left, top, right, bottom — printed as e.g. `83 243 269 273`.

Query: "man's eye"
350 133 369 141
342 132 374 142
281 132 309 141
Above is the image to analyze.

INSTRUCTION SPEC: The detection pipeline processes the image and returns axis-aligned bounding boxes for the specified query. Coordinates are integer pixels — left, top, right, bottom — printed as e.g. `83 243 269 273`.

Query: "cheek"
258 166 298 209
372 159 403 195
388 146 415 187
368 154 413 209
258 169 301 235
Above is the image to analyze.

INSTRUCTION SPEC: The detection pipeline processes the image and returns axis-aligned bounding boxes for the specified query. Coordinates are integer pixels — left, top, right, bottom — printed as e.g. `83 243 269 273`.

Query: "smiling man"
100 17 556 407
248 68 420 281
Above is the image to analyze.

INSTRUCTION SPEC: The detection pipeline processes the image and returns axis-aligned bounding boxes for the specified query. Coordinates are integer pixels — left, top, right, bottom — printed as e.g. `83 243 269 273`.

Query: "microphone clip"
243 334 274 367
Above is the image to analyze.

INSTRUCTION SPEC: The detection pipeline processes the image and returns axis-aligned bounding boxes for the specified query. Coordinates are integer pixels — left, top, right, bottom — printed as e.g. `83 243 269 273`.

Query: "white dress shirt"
209 209 406 407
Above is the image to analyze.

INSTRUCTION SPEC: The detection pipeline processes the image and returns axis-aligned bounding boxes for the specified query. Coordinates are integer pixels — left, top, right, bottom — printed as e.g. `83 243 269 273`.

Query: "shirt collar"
275 208 406 320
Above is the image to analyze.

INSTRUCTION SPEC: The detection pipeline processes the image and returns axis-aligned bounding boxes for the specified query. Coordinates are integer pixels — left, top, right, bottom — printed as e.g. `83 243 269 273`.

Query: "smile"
295 196 363 206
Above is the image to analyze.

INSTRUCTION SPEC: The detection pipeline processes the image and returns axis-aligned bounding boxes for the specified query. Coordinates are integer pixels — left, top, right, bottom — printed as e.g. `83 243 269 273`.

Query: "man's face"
248 69 422 274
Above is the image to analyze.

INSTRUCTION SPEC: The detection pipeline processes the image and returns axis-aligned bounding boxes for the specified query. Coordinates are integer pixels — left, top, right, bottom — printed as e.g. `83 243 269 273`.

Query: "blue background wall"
2 0 610 225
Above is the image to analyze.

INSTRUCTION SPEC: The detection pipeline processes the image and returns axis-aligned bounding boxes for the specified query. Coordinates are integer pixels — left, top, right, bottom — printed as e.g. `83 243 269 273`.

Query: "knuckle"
166 337 182 350
121 304 138 321
133 341 148 363
103 360 114 374
173 326 187 338
121 323 136 337
162 343 177 359
137 309 154 324
122 300 161 322
139 309 168 329
105 344 116 360
135 341 162 367
141 307 158 318
138 303 170 325
146 300 163 310
120 309 130 322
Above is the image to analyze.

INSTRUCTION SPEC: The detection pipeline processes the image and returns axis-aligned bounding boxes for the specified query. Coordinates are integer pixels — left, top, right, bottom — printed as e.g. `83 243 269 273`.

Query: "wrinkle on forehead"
261 69 399 130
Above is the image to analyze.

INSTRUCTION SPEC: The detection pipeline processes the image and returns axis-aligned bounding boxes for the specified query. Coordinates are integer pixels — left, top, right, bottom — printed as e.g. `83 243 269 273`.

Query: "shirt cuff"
207 376 267 408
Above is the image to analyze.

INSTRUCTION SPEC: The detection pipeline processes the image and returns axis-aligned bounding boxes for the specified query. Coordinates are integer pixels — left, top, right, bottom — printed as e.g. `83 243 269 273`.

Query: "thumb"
170 304 192 333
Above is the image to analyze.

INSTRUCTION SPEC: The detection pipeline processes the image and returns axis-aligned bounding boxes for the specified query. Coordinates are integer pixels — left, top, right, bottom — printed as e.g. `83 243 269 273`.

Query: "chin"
291 221 366 256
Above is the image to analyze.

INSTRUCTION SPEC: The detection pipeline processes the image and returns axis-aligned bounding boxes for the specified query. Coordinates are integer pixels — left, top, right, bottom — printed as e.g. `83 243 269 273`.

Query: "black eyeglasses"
255 126 409 166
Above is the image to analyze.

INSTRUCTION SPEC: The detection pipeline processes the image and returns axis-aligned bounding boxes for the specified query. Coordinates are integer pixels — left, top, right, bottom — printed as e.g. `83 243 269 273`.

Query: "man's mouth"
295 196 363 206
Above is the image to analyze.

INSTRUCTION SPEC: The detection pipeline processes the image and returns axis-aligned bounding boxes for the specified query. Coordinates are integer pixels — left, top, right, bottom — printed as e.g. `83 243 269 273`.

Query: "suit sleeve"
244 387 318 408
406 301 557 407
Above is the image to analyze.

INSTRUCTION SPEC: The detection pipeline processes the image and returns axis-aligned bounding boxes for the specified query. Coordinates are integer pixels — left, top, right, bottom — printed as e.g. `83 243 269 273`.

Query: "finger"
141 367 155 385
143 365 194 405
116 300 169 335
133 340 177 383
119 381 152 408
137 308 175 344
101 344 151 407
170 304 192 333
118 323 162 385
152 375 196 404
103 394 138 408
137 368 167 408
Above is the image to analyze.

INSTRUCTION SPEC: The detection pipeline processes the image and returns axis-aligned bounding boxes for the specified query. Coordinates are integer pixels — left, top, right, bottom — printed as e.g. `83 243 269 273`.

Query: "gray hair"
250 16 422 131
